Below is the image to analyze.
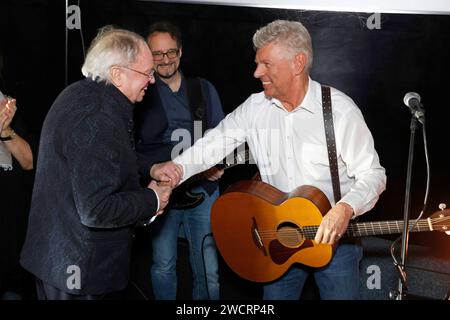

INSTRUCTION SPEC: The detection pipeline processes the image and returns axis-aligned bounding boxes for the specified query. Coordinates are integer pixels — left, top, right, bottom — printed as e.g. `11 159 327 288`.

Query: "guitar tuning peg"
439 203 447 211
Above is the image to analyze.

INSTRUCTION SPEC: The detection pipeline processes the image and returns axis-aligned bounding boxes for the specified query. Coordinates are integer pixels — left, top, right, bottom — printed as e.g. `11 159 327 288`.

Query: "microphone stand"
395 116 419 299
65 0 69 87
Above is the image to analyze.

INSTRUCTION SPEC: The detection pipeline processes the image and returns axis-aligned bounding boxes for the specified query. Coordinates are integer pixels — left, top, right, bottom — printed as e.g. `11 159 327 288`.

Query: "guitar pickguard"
269 239 314 265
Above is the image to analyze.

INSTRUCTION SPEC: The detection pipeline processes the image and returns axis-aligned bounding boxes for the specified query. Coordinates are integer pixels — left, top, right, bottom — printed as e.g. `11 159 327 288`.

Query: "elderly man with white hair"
20 27 171 300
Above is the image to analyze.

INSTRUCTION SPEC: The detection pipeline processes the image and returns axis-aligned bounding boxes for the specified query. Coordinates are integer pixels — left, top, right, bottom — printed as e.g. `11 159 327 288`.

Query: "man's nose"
163 54 171 63
253 64 263 78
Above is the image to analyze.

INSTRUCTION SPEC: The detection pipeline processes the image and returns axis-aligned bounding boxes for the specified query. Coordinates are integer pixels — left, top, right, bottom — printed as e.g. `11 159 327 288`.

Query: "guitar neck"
346 219 432 237
302 219 432 239
182 150 250 185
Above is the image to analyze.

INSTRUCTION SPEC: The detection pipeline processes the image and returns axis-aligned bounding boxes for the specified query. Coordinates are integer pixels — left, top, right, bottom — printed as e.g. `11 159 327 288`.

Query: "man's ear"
110 66 123 87
178 47 183 59
294 52 308 75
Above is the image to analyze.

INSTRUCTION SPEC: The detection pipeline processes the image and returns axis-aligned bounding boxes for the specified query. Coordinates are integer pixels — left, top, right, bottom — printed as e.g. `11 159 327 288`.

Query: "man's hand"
150 161 183 188
202 167 224 181
0 98 16 133
314 202 354 245
148 180 172 214
0 110 5 133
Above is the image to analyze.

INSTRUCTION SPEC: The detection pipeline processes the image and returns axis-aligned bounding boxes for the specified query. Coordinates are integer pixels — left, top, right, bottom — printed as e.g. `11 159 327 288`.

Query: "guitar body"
212 180 450 283
211 180 333 283
169 185 205 209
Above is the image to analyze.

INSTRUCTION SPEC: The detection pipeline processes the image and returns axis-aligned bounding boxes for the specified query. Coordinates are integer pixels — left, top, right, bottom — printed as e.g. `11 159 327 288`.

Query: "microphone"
403 92 425 124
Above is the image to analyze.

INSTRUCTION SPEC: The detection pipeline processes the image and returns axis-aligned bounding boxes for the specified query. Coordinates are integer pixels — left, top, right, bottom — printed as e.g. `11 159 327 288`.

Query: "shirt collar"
86 78 134 124
155 70 185 93
270 77 321 114
297 77 322 114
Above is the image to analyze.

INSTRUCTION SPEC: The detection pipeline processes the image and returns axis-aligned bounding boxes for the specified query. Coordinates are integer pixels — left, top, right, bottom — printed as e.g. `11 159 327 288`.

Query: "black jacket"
20 78 157 295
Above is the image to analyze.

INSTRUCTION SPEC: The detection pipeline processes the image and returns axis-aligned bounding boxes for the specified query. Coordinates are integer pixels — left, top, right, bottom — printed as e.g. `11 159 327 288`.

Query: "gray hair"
81 26 147 83
253 20 313 71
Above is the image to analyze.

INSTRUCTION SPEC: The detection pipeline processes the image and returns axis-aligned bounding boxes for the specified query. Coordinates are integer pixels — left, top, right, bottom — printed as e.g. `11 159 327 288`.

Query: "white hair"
81 26 147 83
253 20 313 71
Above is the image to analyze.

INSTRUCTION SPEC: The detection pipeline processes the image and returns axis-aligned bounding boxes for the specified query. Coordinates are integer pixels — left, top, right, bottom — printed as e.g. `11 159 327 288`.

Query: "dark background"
1 0 449 299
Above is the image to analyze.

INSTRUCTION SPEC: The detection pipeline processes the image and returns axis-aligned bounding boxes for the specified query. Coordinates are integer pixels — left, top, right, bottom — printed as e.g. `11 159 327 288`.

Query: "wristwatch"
0 129 16 141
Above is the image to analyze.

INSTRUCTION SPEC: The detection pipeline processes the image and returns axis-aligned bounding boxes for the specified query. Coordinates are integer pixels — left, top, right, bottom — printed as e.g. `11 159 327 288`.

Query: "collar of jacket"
85 77 135 127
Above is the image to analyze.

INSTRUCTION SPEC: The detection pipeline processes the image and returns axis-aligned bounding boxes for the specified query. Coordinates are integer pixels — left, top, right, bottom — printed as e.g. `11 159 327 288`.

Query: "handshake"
146 161 184 216
145 161 225 216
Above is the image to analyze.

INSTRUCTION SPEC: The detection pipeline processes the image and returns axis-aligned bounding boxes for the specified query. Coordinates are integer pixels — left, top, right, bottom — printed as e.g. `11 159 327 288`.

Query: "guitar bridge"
251 217 267 256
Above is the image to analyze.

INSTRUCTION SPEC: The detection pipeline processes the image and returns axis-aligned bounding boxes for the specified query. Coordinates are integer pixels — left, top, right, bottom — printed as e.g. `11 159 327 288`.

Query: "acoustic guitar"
211 180 450 283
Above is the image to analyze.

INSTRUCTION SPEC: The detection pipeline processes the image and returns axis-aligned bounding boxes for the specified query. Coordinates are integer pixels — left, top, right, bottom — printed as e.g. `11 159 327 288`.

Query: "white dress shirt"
174 77 386 217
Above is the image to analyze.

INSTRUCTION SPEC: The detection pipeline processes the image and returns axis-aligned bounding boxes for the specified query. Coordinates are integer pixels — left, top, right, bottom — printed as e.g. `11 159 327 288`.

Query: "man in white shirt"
151 19 386 300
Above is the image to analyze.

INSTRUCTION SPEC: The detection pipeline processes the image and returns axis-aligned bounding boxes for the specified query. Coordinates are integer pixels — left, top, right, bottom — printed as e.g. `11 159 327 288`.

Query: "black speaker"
360 237 450 300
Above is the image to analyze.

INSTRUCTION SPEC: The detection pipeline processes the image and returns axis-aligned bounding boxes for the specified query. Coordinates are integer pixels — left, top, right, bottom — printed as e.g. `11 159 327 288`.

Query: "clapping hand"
0 97 17 133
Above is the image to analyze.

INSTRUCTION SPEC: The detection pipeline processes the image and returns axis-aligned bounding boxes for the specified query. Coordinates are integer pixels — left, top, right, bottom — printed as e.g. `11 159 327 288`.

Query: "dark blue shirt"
135 72 225 182
156 76 193 146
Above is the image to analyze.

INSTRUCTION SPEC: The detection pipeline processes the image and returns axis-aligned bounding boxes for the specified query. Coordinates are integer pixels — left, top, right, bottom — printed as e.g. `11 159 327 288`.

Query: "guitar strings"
255 216 448 235
256 222 426 236
254 216 449 240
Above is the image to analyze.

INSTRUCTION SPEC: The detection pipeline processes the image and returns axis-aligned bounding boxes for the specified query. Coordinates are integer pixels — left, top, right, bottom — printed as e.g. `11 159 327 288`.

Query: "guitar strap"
321 85 342 203
184 77 217 196
185 77 208 137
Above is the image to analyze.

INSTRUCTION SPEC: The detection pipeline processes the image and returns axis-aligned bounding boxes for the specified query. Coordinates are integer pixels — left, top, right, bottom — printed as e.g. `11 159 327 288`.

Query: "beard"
156 62 178 79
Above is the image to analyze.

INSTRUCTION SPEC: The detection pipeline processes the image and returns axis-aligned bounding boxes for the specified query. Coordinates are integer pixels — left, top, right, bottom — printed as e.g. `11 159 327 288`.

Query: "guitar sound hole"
277 222 304 248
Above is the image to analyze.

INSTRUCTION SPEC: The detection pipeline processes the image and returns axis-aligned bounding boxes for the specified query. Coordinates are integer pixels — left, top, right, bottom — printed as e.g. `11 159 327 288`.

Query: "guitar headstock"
429 207 450 234
222 149 251 168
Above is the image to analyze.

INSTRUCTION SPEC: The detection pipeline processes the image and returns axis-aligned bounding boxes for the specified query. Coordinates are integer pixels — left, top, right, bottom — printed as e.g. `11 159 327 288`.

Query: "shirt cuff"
336 200 357 219
173 159 187 184
152 188 160 212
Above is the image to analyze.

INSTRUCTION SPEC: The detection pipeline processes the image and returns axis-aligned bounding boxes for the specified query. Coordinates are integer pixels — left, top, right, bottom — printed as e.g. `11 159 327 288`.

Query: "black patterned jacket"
20 78 157 295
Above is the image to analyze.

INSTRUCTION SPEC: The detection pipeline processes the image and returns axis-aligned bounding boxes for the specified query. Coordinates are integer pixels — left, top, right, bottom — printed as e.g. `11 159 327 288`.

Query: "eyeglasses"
120 66 155 81
152 49 180 61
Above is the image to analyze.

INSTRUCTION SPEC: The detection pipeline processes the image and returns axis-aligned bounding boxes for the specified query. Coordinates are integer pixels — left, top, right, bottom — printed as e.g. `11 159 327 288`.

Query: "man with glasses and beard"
134 21 224 300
